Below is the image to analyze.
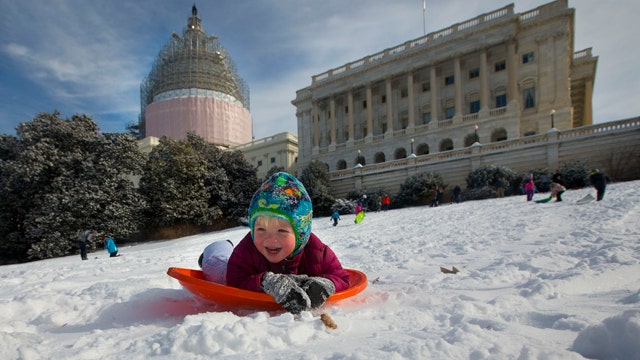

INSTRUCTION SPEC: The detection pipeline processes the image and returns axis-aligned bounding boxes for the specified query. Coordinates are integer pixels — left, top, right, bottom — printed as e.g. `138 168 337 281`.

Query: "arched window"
394 148 407 160
336 159 347 170
374 152 386 163
439 138 454 152
464 134 477 147
416 143 430 155
492 128 508 142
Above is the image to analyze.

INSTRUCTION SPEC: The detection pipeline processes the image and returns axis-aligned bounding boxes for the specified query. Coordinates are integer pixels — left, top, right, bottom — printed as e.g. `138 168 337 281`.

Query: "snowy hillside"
1 181 639 359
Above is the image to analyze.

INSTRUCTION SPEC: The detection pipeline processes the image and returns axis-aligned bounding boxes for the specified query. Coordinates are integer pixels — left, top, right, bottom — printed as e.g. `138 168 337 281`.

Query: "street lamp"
474 124 479 143
355 149 362 167
550 109 556 129
410 138 414 154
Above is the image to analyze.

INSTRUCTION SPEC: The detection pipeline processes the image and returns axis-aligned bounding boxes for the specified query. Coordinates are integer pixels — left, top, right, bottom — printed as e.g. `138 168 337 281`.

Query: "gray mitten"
299 277 336 309
261 272 311 314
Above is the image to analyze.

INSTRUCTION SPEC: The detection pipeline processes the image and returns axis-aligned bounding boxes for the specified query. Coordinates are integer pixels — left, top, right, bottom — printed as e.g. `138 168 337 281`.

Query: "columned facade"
292 0 597 177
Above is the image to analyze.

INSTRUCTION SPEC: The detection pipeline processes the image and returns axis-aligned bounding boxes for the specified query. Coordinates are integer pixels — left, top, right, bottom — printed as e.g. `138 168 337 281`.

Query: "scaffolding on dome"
139 7 250 138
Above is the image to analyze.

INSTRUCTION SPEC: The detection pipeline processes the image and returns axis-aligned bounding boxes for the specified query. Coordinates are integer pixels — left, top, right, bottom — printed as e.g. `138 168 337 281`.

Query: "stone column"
583 79 593 126
430 66 439 128
479 50 490 116
366 84 373 141
312 101 319 150
329 96 336 148
453 56 463 124
385 78 393 139
507 40 518 110
407 72 415 130
347 89 355 145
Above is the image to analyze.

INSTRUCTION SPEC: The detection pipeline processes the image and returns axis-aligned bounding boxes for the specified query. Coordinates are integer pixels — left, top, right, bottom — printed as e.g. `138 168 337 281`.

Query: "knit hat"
248 172 313 258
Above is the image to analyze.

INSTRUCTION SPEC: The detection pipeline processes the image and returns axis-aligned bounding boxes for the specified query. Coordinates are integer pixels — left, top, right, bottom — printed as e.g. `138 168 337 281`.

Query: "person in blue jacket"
102 235 119 257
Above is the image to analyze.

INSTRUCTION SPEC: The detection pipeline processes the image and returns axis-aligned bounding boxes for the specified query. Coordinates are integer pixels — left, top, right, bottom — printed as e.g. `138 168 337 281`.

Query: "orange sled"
167 267 368 310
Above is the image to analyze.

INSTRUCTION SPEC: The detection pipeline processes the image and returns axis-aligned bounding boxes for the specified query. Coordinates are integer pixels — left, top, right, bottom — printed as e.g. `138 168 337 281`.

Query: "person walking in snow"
330 211 341 226
225 172 350 314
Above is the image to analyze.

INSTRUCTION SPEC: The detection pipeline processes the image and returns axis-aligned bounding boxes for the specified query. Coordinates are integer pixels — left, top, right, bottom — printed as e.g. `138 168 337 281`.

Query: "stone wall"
329 117 640 197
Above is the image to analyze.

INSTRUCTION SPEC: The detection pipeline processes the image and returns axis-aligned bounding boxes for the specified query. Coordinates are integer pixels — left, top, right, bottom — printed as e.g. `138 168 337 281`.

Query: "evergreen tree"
139 137 219 227
185 133 259 222
0 112 145 261
299 160 334 216
219 149 261 220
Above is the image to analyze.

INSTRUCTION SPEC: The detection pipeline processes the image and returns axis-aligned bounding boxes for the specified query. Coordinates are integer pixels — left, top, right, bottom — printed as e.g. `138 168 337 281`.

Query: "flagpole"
422 0 426 35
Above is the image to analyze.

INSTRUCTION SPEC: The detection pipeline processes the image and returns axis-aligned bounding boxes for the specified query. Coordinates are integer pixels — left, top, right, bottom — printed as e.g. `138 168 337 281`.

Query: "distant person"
330 211 341 227
198 240 234 284
102 235 119 258
381 194 391 211
539 172 551 193
452 185 462 203
495 178 506 198
77 230 96 261
524 174 535 201
549 181 566 202
589 169 610 201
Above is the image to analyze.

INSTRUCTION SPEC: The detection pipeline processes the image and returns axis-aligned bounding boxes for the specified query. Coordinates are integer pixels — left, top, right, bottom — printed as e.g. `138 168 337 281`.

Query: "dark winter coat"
226 232 350 293
589 171 607 190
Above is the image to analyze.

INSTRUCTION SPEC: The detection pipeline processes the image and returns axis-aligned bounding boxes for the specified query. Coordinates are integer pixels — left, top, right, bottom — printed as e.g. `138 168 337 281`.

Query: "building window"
470 101 480 114
494 60 506 72
270 157 276 164
524 87 535 109
362 100 367 109
422 82 430 92
445 106 455 119
381 95 386 103
469 68 479 79
401 88 408 98
257 160 263 167
522 52 534 64
345 106 349 113
423 112 432 124
445 75 455 85
496 94 507 108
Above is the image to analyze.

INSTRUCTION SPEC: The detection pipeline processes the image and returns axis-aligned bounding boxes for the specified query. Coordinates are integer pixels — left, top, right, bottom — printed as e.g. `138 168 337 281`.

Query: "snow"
1 181 639 360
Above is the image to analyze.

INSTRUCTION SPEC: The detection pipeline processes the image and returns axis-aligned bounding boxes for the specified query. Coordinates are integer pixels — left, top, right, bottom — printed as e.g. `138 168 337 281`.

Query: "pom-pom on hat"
248 172 313 258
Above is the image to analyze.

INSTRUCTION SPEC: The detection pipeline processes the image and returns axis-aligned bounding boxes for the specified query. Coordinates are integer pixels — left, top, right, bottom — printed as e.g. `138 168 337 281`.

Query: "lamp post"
550 109 556 129
410 138 414 154
474 124 479 143
356 149 362 167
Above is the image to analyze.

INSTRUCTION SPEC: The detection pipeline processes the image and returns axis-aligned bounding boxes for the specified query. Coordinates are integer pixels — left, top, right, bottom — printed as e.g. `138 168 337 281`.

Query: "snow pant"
78 241 88 260
595 185 606 201
556 190 564 202
526 189 534 201
110 251 118 257
332 219 338 226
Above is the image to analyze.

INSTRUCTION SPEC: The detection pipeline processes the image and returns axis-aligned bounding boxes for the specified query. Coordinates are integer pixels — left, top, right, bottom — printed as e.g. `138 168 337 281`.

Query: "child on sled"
225 172 350 314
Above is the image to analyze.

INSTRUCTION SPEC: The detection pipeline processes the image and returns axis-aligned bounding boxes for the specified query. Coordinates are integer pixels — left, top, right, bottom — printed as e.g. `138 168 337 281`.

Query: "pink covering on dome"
145 96 252 146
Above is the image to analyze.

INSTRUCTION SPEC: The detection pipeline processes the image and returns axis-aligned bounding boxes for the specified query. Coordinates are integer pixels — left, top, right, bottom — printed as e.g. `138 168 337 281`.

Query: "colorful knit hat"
248 172 313 257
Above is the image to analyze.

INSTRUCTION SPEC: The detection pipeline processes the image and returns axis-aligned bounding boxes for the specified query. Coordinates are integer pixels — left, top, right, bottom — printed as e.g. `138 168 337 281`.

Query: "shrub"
392 172 445 208
465 165 520 197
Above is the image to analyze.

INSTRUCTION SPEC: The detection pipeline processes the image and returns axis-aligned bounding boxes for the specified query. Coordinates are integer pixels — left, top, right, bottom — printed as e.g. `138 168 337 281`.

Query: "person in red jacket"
226 172 350 314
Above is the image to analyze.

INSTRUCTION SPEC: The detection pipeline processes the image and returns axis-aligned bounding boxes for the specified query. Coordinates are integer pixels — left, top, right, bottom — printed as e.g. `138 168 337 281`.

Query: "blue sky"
1 0 638 140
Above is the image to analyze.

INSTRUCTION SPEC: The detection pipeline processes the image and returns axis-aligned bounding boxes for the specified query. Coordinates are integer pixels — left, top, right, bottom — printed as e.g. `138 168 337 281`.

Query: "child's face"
253 216 296 263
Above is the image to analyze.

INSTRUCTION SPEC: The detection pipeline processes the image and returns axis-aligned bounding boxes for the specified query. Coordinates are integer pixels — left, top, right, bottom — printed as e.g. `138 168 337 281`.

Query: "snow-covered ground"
1 181 639 359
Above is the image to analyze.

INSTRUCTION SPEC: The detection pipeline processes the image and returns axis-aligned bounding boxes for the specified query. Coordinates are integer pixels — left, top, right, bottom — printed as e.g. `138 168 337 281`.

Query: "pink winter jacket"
226 232 350 293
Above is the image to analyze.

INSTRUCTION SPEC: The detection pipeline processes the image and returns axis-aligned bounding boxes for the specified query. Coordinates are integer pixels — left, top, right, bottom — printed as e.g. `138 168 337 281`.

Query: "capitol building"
292 0 597 174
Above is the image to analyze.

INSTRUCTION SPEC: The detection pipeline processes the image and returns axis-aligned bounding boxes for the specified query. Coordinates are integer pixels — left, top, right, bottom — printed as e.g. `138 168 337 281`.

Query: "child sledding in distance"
225 172 350 314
